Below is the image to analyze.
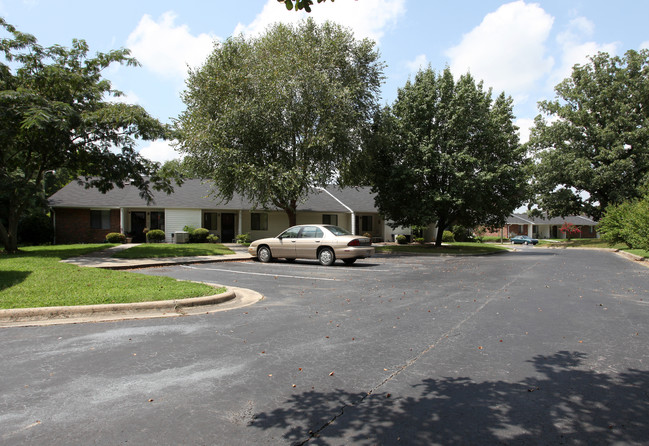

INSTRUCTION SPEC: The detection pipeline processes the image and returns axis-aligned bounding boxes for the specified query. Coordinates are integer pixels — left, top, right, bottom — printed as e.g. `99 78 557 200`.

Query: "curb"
0 286 264 328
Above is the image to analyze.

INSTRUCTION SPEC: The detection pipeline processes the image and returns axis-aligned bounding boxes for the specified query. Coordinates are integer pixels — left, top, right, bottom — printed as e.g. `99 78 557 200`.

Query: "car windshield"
324 225 352 236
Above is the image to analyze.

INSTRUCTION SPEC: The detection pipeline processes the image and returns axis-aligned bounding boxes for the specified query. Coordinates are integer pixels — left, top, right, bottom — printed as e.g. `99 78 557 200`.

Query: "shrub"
206 234 219 243
396 234 407 244
146 229 165 243
105 232 126 244
236 233 251 244
18 213 53 246
414 237 425 244
362 232 372 239
452 225 474 242
598 197 649 250
190 228 209 243
442 230 455 243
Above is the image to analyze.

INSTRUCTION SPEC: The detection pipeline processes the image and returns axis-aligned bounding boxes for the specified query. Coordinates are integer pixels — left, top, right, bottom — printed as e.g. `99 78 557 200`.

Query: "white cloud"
234 0 405 43
446 1 554 98
406 54 428 73
139 140 182 164
127 12 217 81
109 90 141 105
641 41 649 50
515 117 535 144
549 16 619 86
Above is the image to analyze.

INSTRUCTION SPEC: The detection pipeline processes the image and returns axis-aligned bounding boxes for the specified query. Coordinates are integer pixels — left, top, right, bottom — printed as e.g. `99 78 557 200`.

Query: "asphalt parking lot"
2 248 649 445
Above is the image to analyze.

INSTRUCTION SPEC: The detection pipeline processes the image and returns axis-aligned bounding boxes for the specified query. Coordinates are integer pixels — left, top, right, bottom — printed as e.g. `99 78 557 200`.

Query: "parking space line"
180 265 338 281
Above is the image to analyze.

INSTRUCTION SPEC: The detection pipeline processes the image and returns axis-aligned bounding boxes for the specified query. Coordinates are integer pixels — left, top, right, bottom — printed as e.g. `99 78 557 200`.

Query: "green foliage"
364 67 529 247
395 234 407 245
0 19 172 253
206 234 219 243
177 18 384 227
414 237 425 244
442 231 455 243
279 0 331 12
529 49 649 219
598 197 649 249
146 229 165 243
105 232 126 244
189 228 209 243
236 233 252 244
182 225 196 233
452 225 473 242
17 212 53 246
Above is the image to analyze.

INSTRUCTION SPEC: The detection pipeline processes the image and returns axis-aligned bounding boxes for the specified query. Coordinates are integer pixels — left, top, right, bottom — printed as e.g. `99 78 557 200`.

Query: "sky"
2 0 648 164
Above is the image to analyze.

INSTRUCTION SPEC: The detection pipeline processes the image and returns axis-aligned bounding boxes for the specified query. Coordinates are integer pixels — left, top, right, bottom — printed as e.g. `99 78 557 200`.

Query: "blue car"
511 235 538 245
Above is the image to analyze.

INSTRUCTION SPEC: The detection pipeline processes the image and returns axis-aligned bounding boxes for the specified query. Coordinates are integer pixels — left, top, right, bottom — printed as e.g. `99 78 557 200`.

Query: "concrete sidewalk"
61 243 254 269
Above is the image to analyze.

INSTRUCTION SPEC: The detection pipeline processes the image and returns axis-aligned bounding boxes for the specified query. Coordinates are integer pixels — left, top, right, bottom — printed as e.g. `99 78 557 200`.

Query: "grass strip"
113 243 235 259
375 242 508 255
0 245 221 309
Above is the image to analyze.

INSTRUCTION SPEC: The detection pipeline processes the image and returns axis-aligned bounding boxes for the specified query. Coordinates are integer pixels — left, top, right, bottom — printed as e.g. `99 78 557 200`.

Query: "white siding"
164 209 201 243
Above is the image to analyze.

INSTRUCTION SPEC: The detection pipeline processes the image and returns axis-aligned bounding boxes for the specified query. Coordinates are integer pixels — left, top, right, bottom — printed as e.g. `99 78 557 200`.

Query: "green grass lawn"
535 238 649 257
375 242 509 255
0 245 222 309
113 243 235 259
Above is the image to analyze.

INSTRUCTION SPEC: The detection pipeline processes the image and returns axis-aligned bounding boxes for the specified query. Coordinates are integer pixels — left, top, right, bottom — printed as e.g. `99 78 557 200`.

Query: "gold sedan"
248 224 375 266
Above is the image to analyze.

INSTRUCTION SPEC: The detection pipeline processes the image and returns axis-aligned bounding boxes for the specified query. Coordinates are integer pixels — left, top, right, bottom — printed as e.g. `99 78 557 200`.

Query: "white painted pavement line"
181 264 339 281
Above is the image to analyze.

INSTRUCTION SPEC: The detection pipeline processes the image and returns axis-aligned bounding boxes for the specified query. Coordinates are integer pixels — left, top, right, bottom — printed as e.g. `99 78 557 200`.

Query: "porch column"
528 223 533 237
238 210 243 236
120 208 126 234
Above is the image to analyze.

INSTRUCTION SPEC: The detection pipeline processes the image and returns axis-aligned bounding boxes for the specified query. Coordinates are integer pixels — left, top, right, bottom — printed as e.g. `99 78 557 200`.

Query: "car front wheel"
318 248 335 266
257 246 272 263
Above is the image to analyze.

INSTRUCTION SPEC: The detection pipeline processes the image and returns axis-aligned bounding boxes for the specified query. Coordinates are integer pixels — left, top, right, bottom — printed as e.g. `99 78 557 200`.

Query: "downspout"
316 187 356 235
238 210 243 236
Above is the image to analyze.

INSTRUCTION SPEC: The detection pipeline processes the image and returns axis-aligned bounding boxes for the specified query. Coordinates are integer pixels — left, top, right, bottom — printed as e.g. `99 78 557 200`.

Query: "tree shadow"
0 270 31 292
250 351 649 445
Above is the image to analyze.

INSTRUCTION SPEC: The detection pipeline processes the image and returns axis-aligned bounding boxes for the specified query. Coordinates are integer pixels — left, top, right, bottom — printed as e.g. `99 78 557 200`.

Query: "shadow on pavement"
250 351 649 445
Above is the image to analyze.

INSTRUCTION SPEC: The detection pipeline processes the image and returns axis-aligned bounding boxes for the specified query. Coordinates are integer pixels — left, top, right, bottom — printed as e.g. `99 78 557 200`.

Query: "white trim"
316 187 356 235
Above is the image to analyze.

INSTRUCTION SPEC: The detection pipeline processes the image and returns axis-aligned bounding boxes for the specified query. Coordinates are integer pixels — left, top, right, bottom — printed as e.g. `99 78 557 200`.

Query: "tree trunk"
0 214 20 254
284 199 298 227
434 217 446 247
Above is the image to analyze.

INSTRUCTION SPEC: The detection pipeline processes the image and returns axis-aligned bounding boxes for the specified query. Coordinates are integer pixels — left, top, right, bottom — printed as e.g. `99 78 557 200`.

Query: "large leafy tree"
177 18 384 226
529 49 649 220
364 67 529 246
0 19 172 253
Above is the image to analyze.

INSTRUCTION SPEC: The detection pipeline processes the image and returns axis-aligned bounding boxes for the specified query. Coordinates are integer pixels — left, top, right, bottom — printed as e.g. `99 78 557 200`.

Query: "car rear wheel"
257 246 272 263
343 258 357 265
318 248 335 266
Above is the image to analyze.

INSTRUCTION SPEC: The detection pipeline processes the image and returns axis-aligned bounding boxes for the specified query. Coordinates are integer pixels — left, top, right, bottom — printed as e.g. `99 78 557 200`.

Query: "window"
150 212 165 231
299 226 324 238
355 215 373 232
90 210 110 229
322 214 338 226
279 227 300 239
251 213 268 231
203 212 218 230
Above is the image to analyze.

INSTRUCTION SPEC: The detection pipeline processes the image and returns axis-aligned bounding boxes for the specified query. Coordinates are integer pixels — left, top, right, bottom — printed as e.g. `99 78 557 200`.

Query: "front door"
221 213 235 243
131 212 146 242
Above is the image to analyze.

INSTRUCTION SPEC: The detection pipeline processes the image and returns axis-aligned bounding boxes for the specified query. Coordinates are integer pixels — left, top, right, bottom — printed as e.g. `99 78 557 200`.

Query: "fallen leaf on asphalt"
329 371 335 376
148 399 154 402
478 346 483 350
292 384 296 388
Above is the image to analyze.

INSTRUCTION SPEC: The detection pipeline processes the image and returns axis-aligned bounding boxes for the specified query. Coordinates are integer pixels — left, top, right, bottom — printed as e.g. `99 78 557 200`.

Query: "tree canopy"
0 18 172 253
176 18 384 227
528 49 649 220
278 0 333 13
363 67 529 246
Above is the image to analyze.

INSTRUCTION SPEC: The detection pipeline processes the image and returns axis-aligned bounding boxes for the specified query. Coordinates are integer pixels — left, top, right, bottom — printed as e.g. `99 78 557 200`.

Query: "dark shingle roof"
510 213 597 226
48 179 378 213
